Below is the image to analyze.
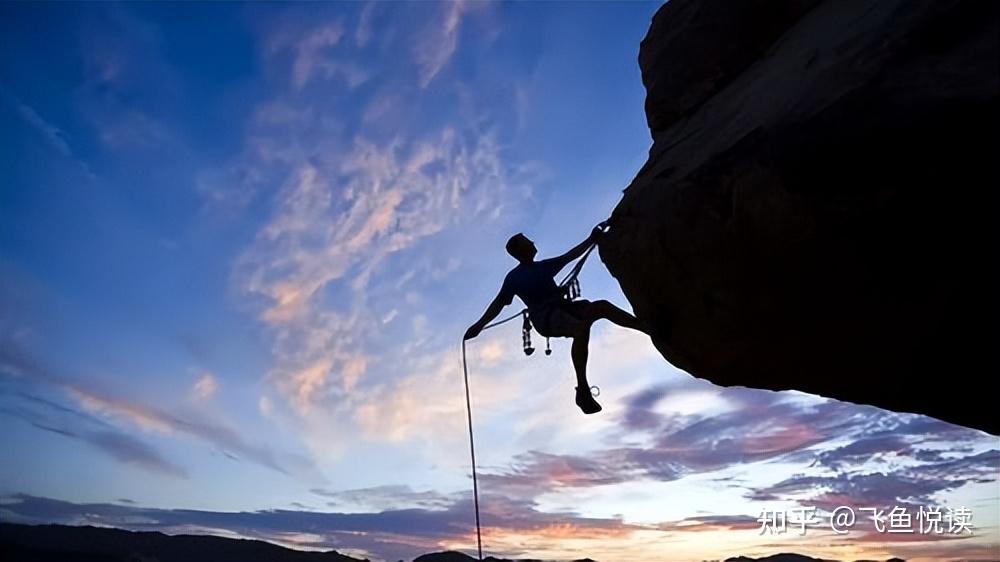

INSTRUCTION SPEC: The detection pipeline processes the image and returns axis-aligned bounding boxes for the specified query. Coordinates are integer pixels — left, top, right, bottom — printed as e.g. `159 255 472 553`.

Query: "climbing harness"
471 235 600 358
458 224 607 560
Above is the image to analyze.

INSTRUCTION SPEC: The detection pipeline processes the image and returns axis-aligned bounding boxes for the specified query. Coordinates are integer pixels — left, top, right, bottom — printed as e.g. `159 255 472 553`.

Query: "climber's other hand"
464 324 482 340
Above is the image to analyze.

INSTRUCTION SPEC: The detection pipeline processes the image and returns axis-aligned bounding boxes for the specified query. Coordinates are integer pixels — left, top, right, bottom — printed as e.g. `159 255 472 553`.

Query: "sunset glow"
1 2 997 561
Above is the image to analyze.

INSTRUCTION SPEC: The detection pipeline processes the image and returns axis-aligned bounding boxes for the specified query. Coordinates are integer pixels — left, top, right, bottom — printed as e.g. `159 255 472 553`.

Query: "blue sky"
1 2 997 561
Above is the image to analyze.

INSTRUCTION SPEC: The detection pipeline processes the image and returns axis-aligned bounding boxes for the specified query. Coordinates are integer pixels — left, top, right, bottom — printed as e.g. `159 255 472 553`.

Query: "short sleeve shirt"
498 258 565 312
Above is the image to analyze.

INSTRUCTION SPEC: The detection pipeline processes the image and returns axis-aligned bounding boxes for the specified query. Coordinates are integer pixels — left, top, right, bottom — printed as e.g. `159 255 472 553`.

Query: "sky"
0 2 997 561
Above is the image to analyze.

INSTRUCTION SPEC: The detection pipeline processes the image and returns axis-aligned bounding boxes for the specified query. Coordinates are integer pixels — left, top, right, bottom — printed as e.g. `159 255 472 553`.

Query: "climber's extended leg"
571 325 591 389
579 299 648 334
534 300 643 415
570 324 602 414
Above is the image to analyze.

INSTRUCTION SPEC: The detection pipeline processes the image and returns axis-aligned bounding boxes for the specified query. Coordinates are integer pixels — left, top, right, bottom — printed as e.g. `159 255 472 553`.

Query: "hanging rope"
458 227 606 560
459 307 528 560
460 339 483 561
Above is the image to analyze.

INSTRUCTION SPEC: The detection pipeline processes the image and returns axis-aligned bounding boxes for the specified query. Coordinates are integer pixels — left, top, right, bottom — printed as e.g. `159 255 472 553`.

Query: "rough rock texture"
602 0 998 434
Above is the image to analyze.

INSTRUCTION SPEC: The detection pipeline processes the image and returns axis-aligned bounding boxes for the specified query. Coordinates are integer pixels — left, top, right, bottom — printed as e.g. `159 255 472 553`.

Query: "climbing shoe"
575 386 602 414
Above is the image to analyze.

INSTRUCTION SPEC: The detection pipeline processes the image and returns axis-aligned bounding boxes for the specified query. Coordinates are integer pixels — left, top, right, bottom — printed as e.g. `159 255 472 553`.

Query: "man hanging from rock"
464 223 649 414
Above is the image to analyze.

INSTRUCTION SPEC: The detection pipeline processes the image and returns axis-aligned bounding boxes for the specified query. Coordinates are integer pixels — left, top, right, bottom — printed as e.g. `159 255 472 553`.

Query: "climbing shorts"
530 300 591 338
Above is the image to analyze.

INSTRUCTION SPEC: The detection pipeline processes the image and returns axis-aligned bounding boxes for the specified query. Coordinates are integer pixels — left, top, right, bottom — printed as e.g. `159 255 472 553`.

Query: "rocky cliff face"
602 0 998 434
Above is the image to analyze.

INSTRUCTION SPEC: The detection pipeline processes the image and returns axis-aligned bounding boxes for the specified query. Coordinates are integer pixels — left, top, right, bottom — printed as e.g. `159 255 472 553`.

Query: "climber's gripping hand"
591 221 610 241
464 323 483 341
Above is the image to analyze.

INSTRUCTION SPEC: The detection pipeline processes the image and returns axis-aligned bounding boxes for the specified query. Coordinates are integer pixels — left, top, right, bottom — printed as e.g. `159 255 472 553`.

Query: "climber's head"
506 233 537 263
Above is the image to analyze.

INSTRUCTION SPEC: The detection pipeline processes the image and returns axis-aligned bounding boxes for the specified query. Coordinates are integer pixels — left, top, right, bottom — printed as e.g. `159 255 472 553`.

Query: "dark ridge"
0 522 365 562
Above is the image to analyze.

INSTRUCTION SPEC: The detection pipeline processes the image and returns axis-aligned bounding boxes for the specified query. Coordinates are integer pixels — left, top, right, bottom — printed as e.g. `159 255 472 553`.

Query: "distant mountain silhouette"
724 555 905 562
1 523 906 562
726 556 835 562
0 523 364 562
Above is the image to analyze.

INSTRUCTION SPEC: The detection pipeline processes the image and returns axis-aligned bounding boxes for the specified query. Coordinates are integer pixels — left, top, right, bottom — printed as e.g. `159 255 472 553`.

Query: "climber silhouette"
464 224 648 414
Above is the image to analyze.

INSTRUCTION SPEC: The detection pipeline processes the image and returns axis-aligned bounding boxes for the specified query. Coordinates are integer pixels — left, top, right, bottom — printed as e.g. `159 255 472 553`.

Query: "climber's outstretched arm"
547 225 605 271
464 292 508 340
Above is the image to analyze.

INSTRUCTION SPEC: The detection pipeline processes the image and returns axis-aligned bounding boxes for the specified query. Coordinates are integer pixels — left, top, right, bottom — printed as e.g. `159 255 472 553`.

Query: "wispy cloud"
355 2 377 48
1 88 96 180
290 23 346 88
86 430 189 478
15 102 73 156
311 484 453 511
0 342 312 478
414 1 467 88
66 386 303 476
235 122 530 422
479 385 999 507
191 373 218 401
480 450 630 493
1 401 187 479
752 450 1000 511
264 15 371 91
97 108 170 149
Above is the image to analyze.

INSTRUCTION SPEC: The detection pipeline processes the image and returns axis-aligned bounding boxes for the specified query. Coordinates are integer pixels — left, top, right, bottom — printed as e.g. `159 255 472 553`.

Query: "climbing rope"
458 309 525 561
460 339 484 561
558 240 598 300
458 227 606 560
